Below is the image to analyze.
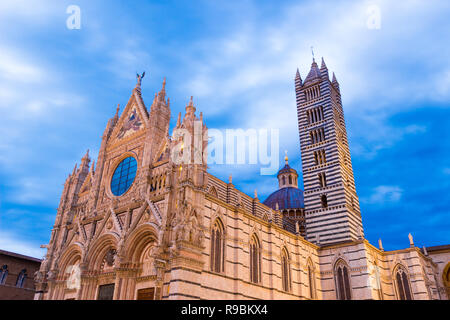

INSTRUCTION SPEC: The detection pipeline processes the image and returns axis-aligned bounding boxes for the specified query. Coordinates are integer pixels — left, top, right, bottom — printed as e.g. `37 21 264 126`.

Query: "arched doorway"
443 263 450 300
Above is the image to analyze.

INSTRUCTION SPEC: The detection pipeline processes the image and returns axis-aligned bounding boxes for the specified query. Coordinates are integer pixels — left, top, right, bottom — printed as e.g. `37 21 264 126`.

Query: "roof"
0 249 42 263
421 244 450 253
263 187 305 210
303 59 322 85
277 163 298 176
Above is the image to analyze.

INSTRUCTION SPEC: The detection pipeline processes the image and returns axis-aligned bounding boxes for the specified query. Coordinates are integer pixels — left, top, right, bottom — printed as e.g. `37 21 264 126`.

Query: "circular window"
110 156 137 196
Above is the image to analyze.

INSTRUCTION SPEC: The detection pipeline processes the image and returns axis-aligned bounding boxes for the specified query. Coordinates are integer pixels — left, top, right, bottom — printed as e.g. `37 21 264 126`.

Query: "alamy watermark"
171 121 280 175
66 5 81 30
65 264 81 291
366 4 381 30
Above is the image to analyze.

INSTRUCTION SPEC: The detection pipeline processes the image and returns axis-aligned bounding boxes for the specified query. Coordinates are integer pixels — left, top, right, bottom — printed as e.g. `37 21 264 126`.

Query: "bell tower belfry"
295 58 363 245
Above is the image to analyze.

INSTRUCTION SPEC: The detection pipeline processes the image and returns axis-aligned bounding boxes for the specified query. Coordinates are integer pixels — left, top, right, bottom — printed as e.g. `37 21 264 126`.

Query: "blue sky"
0 0 449 258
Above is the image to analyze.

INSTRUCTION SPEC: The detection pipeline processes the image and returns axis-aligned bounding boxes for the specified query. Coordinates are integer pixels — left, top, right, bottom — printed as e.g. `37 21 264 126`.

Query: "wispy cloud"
361 185 403 204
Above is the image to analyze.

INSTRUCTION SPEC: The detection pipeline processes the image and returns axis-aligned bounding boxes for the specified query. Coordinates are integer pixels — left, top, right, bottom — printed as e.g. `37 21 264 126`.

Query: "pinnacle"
332 72 338 83
320 57 327 70
295 68 301 80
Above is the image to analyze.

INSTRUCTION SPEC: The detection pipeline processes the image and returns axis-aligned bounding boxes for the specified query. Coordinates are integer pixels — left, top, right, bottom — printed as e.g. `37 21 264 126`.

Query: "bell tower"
295 58 363 245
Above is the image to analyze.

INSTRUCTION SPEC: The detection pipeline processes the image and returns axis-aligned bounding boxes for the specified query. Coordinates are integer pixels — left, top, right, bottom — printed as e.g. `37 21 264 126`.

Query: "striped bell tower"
295 57 363 245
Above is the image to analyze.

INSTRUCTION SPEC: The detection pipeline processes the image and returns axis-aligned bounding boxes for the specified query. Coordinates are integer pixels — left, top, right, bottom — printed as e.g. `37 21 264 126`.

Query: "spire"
80 149 91 172
72 163 78 176
82 149 90 162
320 57 327 70
176 112 181 127
295 68 303 86
185 96 196 114
332 72 340 91
158 77 166 102
332 72 338 84
284 150 289 165
113 104 120 124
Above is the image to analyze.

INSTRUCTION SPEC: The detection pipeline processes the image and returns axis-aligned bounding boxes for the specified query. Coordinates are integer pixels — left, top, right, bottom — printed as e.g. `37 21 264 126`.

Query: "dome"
263 187 305 210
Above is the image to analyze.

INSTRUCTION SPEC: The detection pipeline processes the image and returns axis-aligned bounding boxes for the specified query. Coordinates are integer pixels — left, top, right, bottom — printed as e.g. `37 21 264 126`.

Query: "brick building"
0 250 41 300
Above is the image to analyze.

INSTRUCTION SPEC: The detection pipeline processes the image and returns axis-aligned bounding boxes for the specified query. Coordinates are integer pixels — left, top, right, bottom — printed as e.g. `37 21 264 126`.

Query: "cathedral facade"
34 59 450 300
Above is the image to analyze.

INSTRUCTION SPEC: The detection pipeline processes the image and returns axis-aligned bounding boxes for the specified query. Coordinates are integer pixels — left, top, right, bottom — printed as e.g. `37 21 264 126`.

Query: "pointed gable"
78 171 92 195
110 86 150 143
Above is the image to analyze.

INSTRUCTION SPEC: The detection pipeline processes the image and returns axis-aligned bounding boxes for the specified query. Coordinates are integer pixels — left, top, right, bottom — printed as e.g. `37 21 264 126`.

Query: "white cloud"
361 185 403 204
0 48 46 84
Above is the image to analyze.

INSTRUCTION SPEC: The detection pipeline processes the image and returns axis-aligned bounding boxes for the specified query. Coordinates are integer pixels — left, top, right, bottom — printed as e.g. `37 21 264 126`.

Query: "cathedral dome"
263 153 304 210
263 187 305 210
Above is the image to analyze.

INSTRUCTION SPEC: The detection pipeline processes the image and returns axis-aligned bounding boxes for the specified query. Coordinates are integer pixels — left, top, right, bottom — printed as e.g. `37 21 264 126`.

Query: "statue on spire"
136 71 146 87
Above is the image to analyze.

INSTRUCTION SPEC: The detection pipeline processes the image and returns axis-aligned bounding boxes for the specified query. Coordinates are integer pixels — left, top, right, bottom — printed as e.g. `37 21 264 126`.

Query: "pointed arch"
307 258 317 299
249 234 261 284
334 259 352 300
15 269 27 288
59 243 84 273
210 218 225 273
207 185 218 198
281 247 291 292
393 264 413 300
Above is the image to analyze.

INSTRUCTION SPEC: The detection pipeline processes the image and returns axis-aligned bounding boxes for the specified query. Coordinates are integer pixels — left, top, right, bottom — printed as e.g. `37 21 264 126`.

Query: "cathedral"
34 58 450 300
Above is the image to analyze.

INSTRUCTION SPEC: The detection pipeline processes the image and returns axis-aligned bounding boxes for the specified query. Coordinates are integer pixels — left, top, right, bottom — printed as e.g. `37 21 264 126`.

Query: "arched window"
308 262 317 299
394 265 413 300
282 176 286 185
281 248 291 292
335 260 351 300
210 219 224 273
16 269 27 288
288 176 292 184
249 235 261 284
0 265 8 284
